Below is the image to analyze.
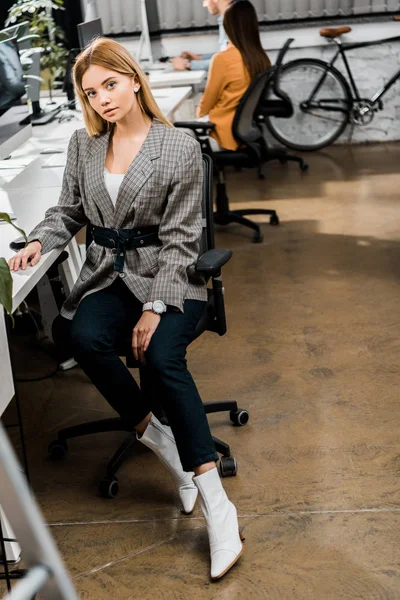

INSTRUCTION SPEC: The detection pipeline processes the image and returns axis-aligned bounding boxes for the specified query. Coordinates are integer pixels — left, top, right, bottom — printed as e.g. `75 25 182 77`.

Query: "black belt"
91 225 160 273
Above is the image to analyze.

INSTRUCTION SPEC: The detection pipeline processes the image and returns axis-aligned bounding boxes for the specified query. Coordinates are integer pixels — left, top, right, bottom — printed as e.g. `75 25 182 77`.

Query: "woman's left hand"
132 311 161 364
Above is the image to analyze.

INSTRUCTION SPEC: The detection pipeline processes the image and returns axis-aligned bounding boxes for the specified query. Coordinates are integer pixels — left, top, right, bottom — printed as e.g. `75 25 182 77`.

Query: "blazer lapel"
113 121 165 228
85 130 115 227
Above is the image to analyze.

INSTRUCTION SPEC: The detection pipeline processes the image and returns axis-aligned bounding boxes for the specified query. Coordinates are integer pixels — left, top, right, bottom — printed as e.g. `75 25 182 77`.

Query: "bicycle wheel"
266 58 351 152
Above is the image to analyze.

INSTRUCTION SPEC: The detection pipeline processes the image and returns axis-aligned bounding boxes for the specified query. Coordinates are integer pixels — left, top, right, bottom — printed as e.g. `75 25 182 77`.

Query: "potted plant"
6 0 69 97
0 213 27 324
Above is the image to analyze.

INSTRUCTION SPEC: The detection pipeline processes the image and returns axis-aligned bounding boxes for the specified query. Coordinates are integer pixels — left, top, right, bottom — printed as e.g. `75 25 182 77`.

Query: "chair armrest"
174 121 216 132
195 249 232 275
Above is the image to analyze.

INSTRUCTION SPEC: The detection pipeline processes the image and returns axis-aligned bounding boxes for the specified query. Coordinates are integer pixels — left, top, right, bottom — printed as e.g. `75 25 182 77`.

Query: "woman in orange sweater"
197 0 271 151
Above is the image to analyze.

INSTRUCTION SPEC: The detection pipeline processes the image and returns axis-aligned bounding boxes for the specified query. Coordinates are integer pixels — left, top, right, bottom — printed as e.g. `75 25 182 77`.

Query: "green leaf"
0 213 28 244
0 258 13 321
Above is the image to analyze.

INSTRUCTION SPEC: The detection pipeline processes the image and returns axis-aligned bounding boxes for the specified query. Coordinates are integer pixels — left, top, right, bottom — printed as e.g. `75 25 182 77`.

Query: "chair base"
212 145 308 242
264 148 309 172
48 401 249 497
214 182 279 243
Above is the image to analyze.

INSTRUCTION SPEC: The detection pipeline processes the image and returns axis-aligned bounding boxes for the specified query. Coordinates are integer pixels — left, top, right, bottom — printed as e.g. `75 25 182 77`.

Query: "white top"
217 14 228 52
104 168 125 206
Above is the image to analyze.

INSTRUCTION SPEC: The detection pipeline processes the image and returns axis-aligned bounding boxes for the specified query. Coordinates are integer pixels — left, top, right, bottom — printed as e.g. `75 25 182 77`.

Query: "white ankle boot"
137 415 198 514
193 468 244 580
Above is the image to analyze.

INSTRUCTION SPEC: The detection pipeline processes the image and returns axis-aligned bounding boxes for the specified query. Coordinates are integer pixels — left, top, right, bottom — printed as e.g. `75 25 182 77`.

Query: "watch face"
153 300 166 314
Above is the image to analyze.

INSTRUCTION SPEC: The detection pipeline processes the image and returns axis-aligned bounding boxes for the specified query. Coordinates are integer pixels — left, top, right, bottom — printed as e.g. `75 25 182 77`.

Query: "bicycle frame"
305 34 400 113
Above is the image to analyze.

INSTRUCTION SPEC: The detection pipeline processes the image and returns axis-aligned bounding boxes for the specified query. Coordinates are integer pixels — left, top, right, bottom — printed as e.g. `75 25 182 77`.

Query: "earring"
134 87 139 92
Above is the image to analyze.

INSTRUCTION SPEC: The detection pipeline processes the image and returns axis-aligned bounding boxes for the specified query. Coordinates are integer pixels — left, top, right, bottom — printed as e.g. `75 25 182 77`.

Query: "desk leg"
36 275 59 343
0 312 22 578
3 315 30 485
0 311 14 417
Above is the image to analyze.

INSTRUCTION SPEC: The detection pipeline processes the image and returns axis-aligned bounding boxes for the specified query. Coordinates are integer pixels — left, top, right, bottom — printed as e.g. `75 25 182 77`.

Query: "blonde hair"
73 37 172 136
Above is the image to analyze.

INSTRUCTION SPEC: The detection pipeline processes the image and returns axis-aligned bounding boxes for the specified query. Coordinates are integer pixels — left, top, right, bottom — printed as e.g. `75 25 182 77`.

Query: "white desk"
149 70 206 90
152 86 192 121
0 179 66 565
0 194 64 414
0 219 64 318
0 217 59 564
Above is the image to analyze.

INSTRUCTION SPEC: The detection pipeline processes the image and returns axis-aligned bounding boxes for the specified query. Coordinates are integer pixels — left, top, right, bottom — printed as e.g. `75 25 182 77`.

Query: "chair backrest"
232 68 273 147
201 153 215 253
192 154 229 339
272 38 294 96
256 38 294 118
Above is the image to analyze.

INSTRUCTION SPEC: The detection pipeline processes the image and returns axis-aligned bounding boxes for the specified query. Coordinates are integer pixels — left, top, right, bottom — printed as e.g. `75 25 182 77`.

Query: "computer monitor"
0 105 31 160
137 0 163 66
77 18 103 49
0 37 31 159
0 21 40 114
145 0 163 63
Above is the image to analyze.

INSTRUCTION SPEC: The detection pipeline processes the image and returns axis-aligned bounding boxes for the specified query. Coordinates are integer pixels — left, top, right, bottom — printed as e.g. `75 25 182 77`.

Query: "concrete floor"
3 142 400 598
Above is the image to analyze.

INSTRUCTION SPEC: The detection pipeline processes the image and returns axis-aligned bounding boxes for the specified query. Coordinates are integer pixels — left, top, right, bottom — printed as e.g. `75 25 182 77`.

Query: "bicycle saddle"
320 26 352 38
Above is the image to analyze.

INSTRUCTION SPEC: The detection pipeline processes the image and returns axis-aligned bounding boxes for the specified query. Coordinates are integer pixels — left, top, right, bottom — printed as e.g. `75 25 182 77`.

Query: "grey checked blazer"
28 120 208 319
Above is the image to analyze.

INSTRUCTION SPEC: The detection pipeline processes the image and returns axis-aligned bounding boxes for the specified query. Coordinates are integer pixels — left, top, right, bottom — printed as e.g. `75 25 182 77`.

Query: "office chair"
255 38 308 169
174 39 308 244
48 155 249 499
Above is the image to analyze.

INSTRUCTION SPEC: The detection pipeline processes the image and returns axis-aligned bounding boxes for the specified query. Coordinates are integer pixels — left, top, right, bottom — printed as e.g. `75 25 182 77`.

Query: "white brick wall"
266 40 400 144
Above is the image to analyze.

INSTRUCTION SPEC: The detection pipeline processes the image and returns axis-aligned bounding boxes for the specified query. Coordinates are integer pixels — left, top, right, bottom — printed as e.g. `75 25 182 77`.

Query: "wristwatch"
142 300 167 315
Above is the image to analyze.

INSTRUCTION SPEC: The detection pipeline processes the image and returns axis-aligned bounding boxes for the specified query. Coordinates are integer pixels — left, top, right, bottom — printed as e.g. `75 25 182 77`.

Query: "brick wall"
266 40 400 144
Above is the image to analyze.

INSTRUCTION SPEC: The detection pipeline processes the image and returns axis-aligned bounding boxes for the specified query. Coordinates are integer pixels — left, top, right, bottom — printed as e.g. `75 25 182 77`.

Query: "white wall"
83 0 400 34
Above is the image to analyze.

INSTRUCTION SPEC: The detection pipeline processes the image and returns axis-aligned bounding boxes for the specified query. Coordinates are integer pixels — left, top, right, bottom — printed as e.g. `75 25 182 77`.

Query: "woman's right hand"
8 241 42 272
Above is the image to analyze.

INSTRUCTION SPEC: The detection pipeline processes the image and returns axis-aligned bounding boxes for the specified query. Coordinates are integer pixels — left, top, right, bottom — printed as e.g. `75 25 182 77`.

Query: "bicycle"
265 25 400 151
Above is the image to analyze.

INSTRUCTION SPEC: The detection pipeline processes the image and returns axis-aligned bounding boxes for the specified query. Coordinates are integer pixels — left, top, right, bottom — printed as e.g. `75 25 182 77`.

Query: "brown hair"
73 37 171 136
223 1 271 81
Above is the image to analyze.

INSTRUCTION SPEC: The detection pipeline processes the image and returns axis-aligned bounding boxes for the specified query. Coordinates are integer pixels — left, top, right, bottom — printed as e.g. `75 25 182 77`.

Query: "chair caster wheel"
253 232 264 243
270 214 280 226
98 477 119 499
48 439 68 460
219 456 238 477
230 409 249 426
300 162 309 172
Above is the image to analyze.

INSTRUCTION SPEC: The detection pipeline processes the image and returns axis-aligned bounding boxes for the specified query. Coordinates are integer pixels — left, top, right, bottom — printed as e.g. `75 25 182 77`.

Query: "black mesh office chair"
255 38 307 167
174 39 308 244
48 155 249 499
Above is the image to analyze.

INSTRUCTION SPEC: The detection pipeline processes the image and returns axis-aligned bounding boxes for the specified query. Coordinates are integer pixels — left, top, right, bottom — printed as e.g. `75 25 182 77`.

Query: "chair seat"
257 99 293 119
320 26 351 38
213 147 257 168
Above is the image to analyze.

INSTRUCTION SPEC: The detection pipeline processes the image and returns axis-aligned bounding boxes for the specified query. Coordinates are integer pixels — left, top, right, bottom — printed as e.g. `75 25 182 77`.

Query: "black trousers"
52 278 218 471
